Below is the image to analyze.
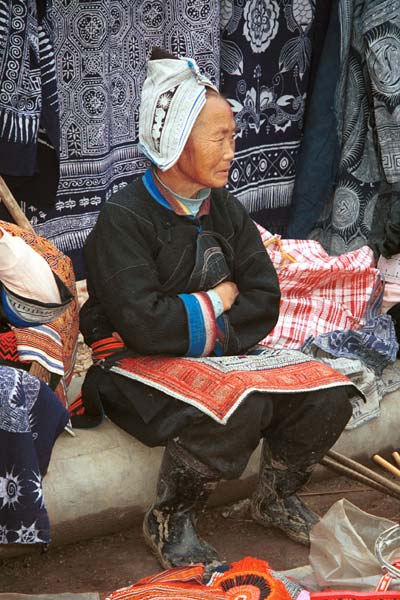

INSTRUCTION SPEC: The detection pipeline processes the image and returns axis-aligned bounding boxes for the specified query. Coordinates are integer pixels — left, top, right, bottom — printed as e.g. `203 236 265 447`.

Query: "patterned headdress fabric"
138 50 218 171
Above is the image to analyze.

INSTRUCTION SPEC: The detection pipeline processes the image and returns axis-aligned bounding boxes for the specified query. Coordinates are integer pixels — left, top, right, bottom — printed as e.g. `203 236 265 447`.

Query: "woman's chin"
212 172 230 187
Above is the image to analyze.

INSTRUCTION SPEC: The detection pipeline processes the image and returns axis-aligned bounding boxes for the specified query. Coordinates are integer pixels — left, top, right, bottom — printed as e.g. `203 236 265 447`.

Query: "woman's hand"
212 281 239 311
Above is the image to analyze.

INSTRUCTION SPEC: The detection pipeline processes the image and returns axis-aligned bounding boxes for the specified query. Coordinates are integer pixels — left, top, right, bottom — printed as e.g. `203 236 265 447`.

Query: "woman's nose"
224 138 235 160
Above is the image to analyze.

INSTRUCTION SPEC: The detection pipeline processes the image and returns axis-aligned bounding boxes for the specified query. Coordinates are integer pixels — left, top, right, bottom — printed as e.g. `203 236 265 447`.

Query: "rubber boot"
143 440 221 569
250 441 319 545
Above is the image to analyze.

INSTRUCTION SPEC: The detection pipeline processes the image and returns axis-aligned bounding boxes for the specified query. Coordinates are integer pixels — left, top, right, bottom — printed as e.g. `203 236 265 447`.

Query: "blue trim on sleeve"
213 315 226 356
178 293 206 357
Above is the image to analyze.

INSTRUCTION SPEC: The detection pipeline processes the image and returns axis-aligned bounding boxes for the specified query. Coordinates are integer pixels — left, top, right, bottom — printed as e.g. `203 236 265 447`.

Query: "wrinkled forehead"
194 92 235 131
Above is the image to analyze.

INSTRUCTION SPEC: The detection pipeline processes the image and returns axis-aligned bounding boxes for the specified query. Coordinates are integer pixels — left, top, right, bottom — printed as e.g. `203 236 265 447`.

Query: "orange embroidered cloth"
110 348 353 424
106 556 302 600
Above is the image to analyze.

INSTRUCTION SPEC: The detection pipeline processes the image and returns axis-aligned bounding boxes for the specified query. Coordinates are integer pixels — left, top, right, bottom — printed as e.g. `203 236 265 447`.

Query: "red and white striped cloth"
257 225 381 350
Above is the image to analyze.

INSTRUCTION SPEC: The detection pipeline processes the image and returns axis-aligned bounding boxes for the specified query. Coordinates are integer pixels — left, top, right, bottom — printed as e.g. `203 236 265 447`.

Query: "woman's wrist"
205 289 224 317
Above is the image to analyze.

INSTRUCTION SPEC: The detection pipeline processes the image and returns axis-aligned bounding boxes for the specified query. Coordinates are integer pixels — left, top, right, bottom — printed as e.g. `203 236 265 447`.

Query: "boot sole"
142 513 222 570
251 511 311 546
142 513 172 570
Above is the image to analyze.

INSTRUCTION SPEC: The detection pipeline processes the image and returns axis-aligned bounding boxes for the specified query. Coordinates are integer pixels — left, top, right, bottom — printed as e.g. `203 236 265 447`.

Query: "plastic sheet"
309 499 397 590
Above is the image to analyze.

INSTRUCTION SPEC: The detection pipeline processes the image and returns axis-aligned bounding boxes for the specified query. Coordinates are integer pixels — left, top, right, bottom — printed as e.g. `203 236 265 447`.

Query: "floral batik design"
221 0 315 235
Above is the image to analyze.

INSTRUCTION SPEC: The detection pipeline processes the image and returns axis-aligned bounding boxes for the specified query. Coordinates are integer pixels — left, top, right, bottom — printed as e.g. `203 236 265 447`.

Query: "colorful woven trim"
69 393 85 417
178 291 217 357
0 330 18 363
16 325 64 376
1 284 70 328
110 350 353 424
91 336 125 361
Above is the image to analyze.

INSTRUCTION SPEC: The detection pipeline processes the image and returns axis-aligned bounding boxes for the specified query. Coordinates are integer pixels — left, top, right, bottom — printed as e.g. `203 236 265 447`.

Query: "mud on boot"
143 440 221 569
251 488 319 545
250 441 319 546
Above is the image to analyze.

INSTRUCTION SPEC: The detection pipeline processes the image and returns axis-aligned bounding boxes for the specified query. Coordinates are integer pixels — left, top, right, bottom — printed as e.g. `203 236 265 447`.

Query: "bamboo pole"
323 450 400 499
0 176 35 233
392 451 400 469
327 450 400 495
372 454 400 478
320 456 400 500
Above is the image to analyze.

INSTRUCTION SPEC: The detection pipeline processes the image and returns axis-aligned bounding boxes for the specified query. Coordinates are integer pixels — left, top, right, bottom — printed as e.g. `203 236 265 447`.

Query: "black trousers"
87 367 353 480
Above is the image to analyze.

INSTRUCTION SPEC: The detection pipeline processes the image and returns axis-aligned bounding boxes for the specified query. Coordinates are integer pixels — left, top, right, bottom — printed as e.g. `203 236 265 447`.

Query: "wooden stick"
0 176 35 233
299 488 376 497
327 449 400 495
320 456 400 499
372 454 400 478
392 451 400 469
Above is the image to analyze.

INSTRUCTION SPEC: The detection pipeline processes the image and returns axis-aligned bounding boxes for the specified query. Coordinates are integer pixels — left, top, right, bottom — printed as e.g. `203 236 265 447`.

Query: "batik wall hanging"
220 0 315 235
0 0 59 176
311 0 400 255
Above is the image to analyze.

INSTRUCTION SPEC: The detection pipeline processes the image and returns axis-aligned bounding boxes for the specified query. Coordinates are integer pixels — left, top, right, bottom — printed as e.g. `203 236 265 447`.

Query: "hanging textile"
31 0 220 279
220 0 315 235
311 0 400 255
0 0 59 176
287 0 341 239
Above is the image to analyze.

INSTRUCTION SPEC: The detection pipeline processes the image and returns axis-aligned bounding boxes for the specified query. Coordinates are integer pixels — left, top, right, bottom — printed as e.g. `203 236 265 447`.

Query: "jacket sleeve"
82 200 216 356
219 196 281 354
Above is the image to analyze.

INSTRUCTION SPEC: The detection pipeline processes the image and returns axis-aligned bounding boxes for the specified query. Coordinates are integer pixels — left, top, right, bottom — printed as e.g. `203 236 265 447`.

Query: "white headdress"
138 49 218 171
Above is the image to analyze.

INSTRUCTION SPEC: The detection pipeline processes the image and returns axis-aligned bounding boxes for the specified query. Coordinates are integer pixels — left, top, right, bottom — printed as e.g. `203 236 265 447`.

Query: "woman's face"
175 93 236 191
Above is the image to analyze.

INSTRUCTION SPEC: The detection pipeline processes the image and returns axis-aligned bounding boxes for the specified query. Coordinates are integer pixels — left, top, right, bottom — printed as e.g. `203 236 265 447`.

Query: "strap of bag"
376 561 400 592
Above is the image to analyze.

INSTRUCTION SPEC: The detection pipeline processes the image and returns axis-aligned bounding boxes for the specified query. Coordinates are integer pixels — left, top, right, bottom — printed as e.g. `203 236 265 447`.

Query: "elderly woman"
78 49 355 569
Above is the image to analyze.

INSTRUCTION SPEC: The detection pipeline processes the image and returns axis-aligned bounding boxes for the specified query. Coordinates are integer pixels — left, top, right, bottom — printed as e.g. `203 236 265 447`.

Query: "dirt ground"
1 475 399 598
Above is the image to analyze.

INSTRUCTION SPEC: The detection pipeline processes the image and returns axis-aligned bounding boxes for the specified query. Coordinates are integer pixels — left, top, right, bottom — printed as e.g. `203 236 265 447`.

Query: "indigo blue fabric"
288 0 341 239
0 0 59 177
0 366 68 544
220 0 315 236
302 281 399 375
312 0 400 255
32 1 220 280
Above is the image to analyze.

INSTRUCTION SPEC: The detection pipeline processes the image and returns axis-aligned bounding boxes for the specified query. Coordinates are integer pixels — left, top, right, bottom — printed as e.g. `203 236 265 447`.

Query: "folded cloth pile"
105 556 309 600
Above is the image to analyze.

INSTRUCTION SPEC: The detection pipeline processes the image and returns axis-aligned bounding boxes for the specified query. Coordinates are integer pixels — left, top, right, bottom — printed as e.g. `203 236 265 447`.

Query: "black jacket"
80 177 280 356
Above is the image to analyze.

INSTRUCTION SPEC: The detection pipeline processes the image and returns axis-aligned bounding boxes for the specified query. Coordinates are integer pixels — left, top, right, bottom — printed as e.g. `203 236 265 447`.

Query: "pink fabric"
381 282 400 312
256 225 381 349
